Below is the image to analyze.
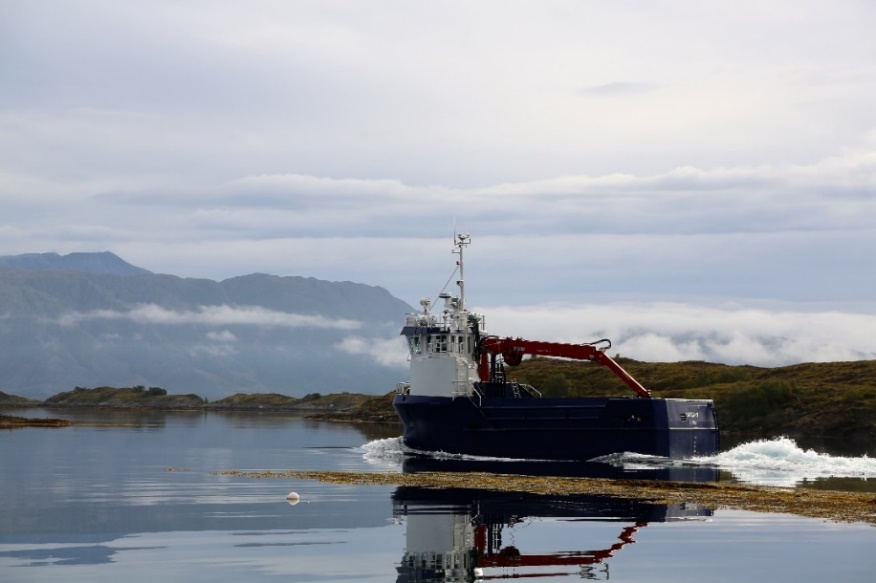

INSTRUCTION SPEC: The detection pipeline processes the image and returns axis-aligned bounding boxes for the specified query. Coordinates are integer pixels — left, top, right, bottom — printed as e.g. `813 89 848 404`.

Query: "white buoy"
286 491 300 506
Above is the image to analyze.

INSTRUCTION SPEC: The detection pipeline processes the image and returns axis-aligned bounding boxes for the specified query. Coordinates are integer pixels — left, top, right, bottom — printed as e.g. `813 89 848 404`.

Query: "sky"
2 0 876 367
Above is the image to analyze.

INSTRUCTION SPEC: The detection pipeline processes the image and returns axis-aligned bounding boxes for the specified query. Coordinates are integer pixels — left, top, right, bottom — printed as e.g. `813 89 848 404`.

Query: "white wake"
363 436 876 487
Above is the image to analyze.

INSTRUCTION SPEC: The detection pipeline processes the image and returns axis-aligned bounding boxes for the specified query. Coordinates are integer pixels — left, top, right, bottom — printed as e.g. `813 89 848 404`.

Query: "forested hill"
0 252 413 400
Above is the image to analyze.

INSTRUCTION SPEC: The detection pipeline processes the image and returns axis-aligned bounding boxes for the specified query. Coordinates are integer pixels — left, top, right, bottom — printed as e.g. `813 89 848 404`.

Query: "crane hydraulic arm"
478 337 652 399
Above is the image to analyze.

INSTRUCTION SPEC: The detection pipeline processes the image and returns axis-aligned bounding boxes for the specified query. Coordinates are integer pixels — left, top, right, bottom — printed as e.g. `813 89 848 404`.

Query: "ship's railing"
468 383 483 406
512 382 541 398
452 380 476 401
396 382 411 396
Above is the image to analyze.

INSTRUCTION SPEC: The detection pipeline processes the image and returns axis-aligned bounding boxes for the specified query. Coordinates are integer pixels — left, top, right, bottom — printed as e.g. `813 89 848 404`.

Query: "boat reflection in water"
393 486 712 582
393 455 718 582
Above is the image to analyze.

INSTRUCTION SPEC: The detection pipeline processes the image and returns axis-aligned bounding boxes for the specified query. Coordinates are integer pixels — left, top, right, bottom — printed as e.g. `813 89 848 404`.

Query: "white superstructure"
399 234 485 398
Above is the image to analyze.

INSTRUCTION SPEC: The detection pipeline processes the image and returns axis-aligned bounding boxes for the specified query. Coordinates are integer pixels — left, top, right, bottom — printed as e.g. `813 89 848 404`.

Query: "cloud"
4 143 873 309
58 304 361 330
206 330 236 342
4 1 876 186
2 0 875 343
189 343 237 358
582 82 656 96
70 139 876 245
334 336 409 368
481 302 876 367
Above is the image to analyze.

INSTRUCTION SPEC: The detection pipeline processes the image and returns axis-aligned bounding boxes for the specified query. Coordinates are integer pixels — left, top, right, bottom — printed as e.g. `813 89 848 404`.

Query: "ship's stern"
656 399 720 458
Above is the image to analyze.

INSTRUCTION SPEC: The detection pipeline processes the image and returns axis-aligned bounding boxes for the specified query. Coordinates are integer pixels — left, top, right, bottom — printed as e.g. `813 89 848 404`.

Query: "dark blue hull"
393 394 719 460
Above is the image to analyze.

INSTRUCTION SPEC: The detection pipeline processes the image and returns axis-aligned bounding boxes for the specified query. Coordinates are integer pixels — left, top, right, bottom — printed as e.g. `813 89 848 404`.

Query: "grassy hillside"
504 357 876 439
0 390 39 406
212 391 380 412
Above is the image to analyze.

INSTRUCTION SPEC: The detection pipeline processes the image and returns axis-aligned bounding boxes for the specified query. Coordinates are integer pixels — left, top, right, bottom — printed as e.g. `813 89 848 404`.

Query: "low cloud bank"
54 302 876 368
58 304 362 330
335 336 409 368
337 302 876 371
481 302 876 367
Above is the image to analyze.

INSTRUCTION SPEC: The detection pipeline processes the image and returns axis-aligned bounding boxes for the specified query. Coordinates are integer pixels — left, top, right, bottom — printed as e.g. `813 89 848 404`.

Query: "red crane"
475 522 648 572
478 336 652 399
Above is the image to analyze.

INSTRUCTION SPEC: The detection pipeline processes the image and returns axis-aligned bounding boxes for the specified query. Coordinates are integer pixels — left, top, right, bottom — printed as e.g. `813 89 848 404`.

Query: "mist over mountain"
0 252 413 400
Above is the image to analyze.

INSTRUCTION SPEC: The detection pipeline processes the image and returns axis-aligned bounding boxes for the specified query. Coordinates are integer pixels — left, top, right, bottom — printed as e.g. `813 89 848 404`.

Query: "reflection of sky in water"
2 495 874 582
0 528 401 580
1 410 875 581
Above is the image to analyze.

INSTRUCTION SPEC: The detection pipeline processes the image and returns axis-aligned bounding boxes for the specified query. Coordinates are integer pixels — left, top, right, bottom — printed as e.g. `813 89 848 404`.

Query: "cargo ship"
392 234 719 460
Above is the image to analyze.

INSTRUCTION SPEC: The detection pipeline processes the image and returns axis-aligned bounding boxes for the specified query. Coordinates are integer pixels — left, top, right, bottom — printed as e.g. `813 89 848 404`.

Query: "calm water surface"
1 409 874 582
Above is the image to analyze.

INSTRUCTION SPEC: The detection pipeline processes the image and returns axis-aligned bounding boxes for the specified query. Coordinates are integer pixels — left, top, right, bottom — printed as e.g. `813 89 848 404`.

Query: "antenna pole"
454 234 470 309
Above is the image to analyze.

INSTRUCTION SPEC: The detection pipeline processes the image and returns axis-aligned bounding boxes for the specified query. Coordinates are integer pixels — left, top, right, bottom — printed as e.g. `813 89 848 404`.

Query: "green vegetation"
540 373 572 396
211 391 379 412
312 391 398 422
0 391 39 406
212 392 302 408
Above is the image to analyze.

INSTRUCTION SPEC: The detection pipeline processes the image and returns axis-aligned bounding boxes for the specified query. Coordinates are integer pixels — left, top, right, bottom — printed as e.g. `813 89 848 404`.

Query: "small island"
0 386 398 428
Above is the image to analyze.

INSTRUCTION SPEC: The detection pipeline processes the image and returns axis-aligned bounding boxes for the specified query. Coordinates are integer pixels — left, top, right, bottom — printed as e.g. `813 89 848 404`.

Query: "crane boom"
478 337 652 398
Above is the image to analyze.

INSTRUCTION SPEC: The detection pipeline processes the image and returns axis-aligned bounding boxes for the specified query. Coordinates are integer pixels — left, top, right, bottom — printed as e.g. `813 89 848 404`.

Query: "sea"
2 408 875 582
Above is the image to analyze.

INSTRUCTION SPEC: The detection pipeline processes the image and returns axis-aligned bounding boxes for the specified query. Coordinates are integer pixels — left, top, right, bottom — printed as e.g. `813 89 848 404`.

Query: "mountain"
0 251 151 275
0 252 414 400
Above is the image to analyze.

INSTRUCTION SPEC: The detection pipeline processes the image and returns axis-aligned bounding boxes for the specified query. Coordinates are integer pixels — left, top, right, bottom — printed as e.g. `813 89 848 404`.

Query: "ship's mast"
453 233 470 311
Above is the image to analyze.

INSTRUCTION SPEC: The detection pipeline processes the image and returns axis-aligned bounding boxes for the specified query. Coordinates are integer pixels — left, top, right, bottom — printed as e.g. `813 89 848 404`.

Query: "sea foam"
694 436 876 486
362 436 876 487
